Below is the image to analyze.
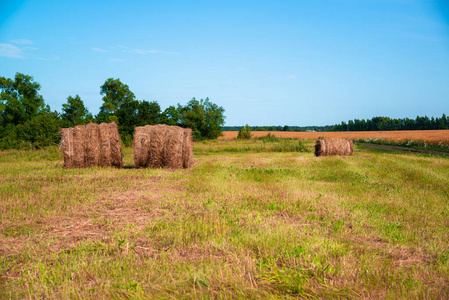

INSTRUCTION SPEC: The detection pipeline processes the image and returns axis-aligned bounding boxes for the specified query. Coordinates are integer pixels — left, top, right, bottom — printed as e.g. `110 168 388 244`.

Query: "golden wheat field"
220 130 449 143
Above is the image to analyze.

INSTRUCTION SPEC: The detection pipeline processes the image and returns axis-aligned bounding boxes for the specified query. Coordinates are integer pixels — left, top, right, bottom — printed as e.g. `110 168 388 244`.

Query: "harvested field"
220 130 449 144
1 141 449 299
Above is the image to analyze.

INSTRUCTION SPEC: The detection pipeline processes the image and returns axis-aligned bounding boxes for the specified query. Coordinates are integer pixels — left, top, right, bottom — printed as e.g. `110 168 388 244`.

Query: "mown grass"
1 139 448 298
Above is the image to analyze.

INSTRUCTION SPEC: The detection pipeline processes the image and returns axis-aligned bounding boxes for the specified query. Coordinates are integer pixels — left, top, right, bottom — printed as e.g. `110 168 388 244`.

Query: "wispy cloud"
36 56 60 61
92 47 108 53
129 48 180 56
0 43 24 58
10 39 33 45
115 45 179 56
288 75 298 79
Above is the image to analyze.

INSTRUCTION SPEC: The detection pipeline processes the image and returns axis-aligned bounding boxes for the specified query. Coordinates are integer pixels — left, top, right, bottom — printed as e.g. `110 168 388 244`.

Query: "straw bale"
133 126 148 168
315 139 353 157
84 123 100 167
59 122 122 168
133 124 193 169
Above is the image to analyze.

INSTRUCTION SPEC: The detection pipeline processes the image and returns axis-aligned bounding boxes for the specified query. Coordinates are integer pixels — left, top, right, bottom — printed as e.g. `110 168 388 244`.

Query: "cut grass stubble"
1 139 449 298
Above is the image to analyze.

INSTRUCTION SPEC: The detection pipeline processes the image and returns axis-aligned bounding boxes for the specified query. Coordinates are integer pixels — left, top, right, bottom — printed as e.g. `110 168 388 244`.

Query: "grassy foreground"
1 139 448 299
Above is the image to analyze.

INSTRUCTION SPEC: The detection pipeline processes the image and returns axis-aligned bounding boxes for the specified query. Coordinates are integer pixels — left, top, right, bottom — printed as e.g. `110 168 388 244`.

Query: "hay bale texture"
134 124 193 169
315 139 353 157
59 122 122 168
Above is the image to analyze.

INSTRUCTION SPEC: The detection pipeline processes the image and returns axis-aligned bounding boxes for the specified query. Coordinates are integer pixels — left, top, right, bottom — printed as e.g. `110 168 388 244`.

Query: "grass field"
1 139 449 298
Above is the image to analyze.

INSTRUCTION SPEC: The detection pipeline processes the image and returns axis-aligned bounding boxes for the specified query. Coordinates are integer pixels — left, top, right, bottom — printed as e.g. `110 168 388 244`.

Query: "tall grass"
195 135 309 154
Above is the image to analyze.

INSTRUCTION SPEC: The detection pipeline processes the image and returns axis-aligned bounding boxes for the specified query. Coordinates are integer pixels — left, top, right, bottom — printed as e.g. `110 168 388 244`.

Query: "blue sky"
1 0 448 126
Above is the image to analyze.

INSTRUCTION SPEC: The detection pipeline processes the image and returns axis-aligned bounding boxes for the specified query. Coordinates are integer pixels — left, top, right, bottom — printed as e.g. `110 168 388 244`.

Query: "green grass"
1 139 448 298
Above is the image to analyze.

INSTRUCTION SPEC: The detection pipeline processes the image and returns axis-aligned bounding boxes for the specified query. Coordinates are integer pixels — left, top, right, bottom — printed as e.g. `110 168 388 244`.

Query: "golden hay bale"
59 128 73 168
315 139 353 157
133 124 194 169
133 126 148 168
84 123 100 167
59 122 122 168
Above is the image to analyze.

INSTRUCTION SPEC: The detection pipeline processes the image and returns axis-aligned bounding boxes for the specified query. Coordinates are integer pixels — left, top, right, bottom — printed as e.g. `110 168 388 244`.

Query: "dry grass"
1 140 449 298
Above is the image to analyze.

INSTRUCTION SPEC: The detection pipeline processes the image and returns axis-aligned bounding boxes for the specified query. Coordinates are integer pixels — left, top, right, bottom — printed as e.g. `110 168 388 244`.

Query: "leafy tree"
0 73 45 127
0 73 61 149
116 99 139 136
96 78 136 123
161 105 181 126
137 100 161 126
204 98 226 139
61 95 92 127
178 97 225 140
237 124 252 139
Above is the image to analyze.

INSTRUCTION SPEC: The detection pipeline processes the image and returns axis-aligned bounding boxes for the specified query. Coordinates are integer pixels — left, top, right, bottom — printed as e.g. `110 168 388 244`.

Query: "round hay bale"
59 122 122 168
84 123 100 167
315 139 353 157
71 125 86 167
133 124 194 169
59 128 73 168
133 126 148 168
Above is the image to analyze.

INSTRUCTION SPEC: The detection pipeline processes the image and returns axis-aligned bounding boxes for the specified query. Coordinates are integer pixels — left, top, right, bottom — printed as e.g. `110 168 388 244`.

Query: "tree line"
223 125 334 132
332 115 449 132
0 73 225 149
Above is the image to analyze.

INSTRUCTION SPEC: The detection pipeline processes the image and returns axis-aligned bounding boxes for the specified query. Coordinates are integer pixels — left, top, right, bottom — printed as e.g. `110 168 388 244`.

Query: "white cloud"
10 39 33 45
36 56 60 61
92 47 108 53
0 43 24 58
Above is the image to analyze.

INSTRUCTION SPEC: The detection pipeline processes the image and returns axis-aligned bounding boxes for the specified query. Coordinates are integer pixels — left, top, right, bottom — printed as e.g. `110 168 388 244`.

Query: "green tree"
137 100 161 126
96 78 136 123
61 95 92 127
116 99 140 137
0 73 61 149
161 105 181 126
237 124 252 139
179 97 225 140
0 73 45 127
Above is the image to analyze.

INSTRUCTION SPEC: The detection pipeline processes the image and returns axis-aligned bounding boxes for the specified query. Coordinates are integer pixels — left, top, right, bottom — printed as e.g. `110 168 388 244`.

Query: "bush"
237 124 252 139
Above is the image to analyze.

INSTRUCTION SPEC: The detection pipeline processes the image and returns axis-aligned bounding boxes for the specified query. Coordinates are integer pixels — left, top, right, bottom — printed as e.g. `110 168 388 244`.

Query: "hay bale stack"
59 122 122 168
315 139 353 157
133 124 194 169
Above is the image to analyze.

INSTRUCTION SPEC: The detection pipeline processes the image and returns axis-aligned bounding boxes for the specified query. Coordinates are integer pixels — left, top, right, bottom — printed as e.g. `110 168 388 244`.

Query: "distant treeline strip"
225 114 449 132
223 125 334 132
332 114 449 131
